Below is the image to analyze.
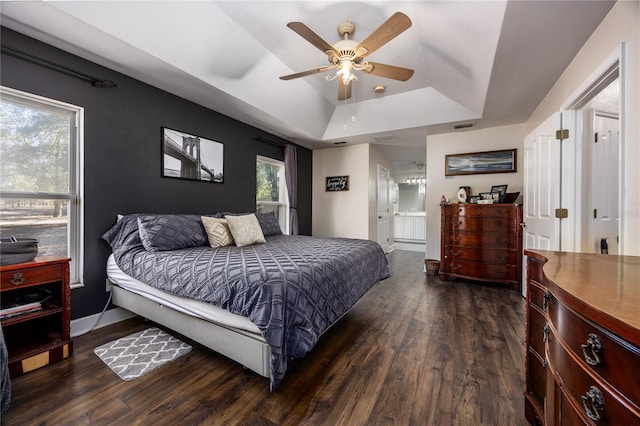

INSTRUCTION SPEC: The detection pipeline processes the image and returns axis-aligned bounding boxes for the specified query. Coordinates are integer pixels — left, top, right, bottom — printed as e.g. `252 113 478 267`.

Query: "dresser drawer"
454 204 521 218
443 246 518 264
547 331 640 424
528 281 547 311
548 294 640 408
1 265 64 290
528 308 546 359
444 232 520 249
447 217 519 233
527 350 547 411
444 259 518 281
526 257 545 285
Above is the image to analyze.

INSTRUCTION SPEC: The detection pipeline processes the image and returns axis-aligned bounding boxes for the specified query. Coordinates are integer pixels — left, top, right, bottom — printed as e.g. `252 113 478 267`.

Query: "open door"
522 111 575 296
523 112 561 252
377 165 390 253
589 112 620 254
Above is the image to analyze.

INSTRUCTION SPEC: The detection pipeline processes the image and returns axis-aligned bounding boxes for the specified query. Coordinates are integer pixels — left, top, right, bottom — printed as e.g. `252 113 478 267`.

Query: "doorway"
574 76 621 254
377 165 390 253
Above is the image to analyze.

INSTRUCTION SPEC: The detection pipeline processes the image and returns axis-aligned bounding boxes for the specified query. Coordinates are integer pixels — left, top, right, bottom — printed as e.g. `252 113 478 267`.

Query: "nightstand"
1 256 73 376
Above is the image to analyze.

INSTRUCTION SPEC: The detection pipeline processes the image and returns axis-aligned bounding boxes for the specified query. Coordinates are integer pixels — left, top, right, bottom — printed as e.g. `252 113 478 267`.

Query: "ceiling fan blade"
355 12 412 58
338 79 352 101
287 22 341 58
280 66 334 80
363 62 414 81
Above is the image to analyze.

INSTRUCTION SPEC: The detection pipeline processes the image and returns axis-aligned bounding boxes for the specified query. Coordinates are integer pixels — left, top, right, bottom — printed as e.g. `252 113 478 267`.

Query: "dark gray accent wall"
0 27 313 319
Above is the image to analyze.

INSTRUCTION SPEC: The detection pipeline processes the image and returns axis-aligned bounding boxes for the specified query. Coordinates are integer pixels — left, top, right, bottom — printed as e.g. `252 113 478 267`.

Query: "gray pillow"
137 214 208 251
255 212 283 236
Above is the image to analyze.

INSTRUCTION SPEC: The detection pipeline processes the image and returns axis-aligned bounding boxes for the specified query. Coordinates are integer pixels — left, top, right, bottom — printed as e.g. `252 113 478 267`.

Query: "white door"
377 165 390 252
523 112 562 253
590 113 620 254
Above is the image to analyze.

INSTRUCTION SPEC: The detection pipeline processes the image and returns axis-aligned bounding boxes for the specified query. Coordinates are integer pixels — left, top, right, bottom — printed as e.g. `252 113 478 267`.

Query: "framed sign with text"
325 176 349 191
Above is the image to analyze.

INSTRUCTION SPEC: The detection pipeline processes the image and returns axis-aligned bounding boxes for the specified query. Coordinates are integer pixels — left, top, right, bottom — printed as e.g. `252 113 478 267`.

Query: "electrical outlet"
105 279 112 292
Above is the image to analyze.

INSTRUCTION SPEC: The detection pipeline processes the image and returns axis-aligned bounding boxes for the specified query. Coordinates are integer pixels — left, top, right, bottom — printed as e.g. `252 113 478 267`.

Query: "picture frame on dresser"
490 184 508 203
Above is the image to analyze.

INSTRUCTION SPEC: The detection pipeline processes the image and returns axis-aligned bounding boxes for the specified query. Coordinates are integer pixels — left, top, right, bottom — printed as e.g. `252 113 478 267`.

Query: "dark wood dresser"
440 203 522 291
524 250 640 425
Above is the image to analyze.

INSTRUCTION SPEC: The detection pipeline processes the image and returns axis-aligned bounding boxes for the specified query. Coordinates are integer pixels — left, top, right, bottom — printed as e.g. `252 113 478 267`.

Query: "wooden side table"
1 256 73 376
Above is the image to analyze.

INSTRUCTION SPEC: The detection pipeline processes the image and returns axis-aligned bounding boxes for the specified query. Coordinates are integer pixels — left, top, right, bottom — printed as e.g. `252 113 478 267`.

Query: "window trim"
0 86 84 287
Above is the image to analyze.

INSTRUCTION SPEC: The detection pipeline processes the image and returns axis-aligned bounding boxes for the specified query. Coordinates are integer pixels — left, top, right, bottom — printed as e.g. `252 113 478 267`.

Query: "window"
0 87 83 285
256 156 288 234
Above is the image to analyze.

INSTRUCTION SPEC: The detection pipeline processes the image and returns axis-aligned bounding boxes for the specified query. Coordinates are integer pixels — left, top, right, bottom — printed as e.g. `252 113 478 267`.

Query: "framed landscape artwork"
162 127 224 183
445 149 517 176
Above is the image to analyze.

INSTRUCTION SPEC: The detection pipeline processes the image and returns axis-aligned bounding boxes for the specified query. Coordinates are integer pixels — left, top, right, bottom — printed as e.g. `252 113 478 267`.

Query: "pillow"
137 214 208 251
101 214 144 251
255 212 283 236
201 216 234 247
226 214 266 247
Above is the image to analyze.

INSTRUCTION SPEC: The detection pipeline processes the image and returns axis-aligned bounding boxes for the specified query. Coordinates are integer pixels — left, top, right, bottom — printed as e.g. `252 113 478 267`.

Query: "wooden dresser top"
525 250 640 346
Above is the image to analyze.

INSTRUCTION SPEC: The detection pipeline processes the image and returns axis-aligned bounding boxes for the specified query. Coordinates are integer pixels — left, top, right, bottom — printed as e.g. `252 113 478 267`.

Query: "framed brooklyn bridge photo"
162 127 224 183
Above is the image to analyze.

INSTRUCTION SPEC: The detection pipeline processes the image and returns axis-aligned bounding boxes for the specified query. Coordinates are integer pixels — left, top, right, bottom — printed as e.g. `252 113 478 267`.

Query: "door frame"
563 46 625 254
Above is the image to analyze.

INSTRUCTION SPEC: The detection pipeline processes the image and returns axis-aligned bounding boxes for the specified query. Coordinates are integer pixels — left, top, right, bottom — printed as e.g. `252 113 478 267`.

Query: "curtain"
284 144 299 235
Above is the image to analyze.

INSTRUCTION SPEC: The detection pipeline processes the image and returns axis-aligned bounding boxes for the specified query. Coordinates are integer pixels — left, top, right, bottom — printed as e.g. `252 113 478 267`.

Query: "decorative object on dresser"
524 250 640 425
457 186 470 203
440 203 523 291
0 237 38 266
0 256 73 377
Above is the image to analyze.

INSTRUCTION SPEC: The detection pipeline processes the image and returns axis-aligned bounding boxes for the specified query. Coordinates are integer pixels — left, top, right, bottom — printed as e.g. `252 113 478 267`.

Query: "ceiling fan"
280 12 414 101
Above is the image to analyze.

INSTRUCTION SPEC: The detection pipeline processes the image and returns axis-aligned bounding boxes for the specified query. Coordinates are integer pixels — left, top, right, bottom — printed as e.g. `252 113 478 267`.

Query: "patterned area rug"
94 327 192 381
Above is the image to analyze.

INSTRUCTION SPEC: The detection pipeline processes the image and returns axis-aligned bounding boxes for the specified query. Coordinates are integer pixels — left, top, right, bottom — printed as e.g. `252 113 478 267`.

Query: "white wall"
312 144 370 239
526 0 639 255
425 124 526 260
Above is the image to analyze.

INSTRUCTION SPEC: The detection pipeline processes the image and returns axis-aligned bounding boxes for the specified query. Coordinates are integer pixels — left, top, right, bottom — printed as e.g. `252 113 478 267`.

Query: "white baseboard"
70 307 136 338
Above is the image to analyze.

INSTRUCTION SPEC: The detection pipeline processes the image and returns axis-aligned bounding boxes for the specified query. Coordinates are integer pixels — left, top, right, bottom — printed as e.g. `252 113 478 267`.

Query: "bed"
102 213 390 390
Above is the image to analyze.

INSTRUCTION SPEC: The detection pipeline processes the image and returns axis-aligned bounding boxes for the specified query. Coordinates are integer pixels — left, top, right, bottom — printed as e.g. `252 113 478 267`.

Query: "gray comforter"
102 215 390 389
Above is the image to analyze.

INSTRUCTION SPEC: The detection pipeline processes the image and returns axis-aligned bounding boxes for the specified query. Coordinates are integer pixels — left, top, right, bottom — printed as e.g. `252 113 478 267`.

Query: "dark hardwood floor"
1 250 527 425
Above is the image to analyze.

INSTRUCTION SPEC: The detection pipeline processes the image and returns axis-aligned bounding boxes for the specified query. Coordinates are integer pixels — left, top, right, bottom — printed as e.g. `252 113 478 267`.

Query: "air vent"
454 122 475 130
334 141 347 145
374 134 396 143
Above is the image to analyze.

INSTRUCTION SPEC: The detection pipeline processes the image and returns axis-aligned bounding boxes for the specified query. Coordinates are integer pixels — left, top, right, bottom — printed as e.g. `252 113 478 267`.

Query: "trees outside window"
256 156 288 233
0 87 83 285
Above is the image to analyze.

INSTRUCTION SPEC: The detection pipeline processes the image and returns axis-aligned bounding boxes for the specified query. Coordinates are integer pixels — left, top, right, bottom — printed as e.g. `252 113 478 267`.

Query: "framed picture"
445 149 517 176
326 176 349 191
457 186 471 203
469 195 481 204
479 192 493 200
162 127 224 183
491 184 508 203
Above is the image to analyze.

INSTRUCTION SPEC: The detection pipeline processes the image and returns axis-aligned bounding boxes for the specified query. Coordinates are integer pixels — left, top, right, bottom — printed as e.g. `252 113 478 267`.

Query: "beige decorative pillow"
201 216 235 247
225 214 266 247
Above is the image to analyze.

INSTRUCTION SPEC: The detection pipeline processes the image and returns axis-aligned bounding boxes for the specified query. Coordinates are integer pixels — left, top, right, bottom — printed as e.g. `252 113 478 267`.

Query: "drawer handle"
451 249 462 256
581 386 604 422
451 235 462 243
581 333 602 366
543 323 550 342
10 272 25 286
542 291 550 313
452 264 462 271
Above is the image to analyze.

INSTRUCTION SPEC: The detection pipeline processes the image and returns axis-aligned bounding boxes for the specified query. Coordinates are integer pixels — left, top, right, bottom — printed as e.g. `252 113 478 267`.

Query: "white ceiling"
0 1 615 169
